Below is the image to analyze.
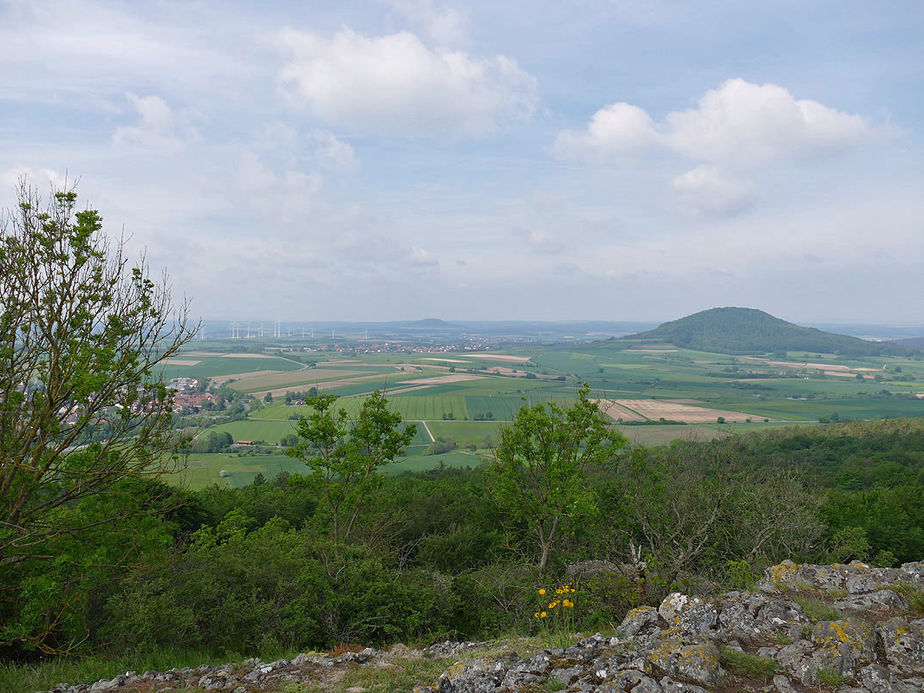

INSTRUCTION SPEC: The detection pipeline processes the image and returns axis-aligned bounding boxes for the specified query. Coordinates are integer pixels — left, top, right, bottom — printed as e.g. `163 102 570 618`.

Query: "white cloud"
307 130 360 172
554 102 659 160
671 165 756 217
410 245 438 265
388 0 469 47
555 79 888 217
0 166 69 191
278 27 537 135
556 79 879 168
525 229 564 252
113 93 199 147
665 79 876 167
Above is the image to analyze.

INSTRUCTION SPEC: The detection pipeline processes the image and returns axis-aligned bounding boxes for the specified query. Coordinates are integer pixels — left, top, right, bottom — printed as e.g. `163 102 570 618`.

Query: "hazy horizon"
2 1 922 324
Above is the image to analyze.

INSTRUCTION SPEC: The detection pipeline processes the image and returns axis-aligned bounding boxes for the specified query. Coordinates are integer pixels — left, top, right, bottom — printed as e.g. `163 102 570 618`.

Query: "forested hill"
623 307 917 356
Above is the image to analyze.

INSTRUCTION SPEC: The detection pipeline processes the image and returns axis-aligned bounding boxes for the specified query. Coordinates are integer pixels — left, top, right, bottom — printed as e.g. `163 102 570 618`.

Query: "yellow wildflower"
540 611 547 618
538 588 546 595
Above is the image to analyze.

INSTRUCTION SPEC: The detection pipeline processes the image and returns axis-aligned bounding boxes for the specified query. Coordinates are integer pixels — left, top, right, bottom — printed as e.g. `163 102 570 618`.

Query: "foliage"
490 386 626 571
0 182 194 654
106 509 459 651
288 391 416 542
190 430 233 453
617 443 825 592
4 410 924 667
425 437 458 455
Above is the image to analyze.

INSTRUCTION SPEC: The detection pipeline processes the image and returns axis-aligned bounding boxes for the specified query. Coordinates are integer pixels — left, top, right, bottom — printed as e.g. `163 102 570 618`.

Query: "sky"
1 0 922 324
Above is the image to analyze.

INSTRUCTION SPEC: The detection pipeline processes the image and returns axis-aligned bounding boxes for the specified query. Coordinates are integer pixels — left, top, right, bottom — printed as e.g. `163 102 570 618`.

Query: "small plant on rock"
719 647 779 681
795 596 842 623
892 582 924 616
816 667 848 687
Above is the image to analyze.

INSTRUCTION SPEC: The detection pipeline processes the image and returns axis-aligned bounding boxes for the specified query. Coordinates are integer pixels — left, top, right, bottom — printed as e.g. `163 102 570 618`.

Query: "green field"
159 354 303 381
165 341 922 485
177 453 309 489
174 443 483 489
206 419 297 443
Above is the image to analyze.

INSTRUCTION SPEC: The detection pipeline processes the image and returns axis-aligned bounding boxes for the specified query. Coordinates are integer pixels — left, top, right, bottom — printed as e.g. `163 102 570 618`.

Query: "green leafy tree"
490 386 626 571
0 181 194 651
288 390 415 543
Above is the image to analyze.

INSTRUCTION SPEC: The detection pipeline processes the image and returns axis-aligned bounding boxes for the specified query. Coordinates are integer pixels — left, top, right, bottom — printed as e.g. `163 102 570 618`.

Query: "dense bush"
2 419 921 662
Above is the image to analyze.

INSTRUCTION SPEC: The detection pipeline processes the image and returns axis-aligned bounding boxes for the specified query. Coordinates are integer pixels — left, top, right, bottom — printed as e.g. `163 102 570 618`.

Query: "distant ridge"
398 318 454 328
623 307 917 356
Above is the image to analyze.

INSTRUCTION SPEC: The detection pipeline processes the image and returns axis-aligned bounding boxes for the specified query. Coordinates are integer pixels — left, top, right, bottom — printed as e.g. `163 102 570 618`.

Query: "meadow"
168 340 923 487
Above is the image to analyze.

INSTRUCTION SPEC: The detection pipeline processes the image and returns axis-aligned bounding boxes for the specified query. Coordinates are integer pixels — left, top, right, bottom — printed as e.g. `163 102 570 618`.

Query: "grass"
158 355 302 380
816 667 848 687
0 648 282 693
719 647 779 680
281 631 602 693
173 453 309 489
426 420 504 446
795 596 843 623
207 419 297 443
383 449 484 474
280 654 454 693
892 583 924 616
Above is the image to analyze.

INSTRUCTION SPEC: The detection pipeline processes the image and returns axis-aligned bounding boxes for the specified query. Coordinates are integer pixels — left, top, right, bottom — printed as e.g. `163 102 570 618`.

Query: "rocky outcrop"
41 641 485 693
42 561 923 693
418 560 924 693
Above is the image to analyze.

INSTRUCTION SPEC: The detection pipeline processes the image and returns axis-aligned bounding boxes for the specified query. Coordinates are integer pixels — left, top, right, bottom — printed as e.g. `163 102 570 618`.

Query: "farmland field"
158 354 302 380
206 419 297 444
163 340 923 485
177 453 309 489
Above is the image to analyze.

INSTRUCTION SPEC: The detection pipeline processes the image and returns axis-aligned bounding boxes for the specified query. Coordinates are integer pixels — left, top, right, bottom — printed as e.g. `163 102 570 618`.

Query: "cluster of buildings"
169 378 218 413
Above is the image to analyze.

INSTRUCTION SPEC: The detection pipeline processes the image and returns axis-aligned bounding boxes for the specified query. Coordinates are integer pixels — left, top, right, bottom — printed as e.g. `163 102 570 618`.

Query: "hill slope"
624 307 915 356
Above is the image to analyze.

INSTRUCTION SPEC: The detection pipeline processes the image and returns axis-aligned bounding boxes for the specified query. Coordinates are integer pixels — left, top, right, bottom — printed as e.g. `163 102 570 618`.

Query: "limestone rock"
39 560 924 693
878 617 924 675
620 604 662 637
811 618 876 677
645 636 724 688
657 593 718 636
